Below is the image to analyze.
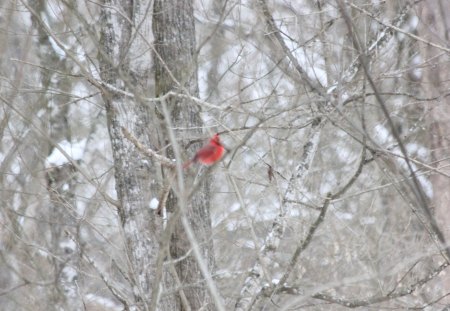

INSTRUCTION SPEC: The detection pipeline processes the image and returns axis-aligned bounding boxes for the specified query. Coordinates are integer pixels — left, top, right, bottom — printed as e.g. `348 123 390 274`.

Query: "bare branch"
66 231 131 310
121 126 176 169
0 95 119 208
0 282 29 297
336 0 450 263
312 261 450 308
338 1 412 85
235 118 324 311
256 0 326 97
349 2 450 54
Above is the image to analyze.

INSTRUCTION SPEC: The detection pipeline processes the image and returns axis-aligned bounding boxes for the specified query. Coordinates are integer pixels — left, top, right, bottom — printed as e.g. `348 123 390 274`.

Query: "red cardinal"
183 133 224 168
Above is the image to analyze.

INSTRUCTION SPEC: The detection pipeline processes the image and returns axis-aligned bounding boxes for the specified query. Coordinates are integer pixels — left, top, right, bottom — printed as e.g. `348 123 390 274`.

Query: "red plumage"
183 133 224 168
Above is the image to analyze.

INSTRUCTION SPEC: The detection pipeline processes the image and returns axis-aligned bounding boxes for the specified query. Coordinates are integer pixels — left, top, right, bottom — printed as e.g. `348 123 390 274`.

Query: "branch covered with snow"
121 126 176 168
235 118 324 311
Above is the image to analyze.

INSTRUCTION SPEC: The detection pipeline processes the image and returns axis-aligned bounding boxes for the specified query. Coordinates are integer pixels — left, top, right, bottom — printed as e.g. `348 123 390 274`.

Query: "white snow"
410 54 422 80
11 162 21 174
334 211 353 220
360 216 376 225
48 36 67 59
336 146 352 162
417 174 434 198
226 219 239 231
62 266 77 281
37 249 49 258
84 294 122 311
393 146 434 198
406 142 418 154
59 239 76 252
320 172 337 194
36 108 46 118
374 124 391 144
237 239 255 249
409 15 419 29
416 145 429 160
327 85 337 94
229 202 240 212
149 198 159 210
288 208 300 217
46 139 87 166
405 142 431 162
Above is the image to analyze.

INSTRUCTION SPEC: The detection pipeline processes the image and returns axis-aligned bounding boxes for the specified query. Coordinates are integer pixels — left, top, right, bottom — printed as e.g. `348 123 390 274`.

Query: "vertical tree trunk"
99 0 164 308
153 0 216 310
46 164 81 311
29 0 80 309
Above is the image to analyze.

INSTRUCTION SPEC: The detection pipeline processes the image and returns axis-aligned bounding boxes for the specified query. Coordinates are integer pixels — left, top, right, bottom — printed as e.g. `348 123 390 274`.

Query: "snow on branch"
121 126 176 169
97 79 226 111
235 120 368 310
265 142 367 301
235 118 324 311
350 2 450 54
338 1 412 85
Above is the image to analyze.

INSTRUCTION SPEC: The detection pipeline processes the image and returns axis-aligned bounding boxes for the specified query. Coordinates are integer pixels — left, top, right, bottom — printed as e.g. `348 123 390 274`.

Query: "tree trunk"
30 0 81 309
99 0 163 309
153 0 216 310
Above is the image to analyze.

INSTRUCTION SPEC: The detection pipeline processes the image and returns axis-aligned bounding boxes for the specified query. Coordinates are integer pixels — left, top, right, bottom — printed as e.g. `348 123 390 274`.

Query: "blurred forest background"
1 0 450 310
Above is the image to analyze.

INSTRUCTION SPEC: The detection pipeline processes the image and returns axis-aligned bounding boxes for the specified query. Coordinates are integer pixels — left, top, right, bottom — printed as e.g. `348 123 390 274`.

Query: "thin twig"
336 0 450 263
159 99 227 311
349 2 450 54
312 261 449 308
66 231 130 310
235 118 324 311
257 0 326 97
0 95 119 208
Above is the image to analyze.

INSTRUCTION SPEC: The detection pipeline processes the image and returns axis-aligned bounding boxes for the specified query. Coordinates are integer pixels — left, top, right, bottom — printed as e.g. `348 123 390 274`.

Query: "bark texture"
99 0 162 308
153 0 216 310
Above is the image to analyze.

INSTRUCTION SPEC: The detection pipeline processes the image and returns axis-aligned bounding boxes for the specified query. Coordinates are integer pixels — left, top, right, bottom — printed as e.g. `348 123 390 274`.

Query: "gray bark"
99 0 162 309
153 0 216 310
30 0 81 309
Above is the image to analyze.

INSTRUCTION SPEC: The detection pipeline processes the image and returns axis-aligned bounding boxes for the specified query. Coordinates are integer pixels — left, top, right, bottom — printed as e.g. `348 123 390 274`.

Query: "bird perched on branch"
183 133 224 168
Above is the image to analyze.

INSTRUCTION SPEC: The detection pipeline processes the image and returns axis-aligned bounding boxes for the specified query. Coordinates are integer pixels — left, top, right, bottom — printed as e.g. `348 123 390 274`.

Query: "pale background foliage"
1 0 450 310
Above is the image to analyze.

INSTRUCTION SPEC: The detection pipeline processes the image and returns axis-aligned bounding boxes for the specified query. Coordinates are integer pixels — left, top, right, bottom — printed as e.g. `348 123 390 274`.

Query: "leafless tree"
1 0 450 310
